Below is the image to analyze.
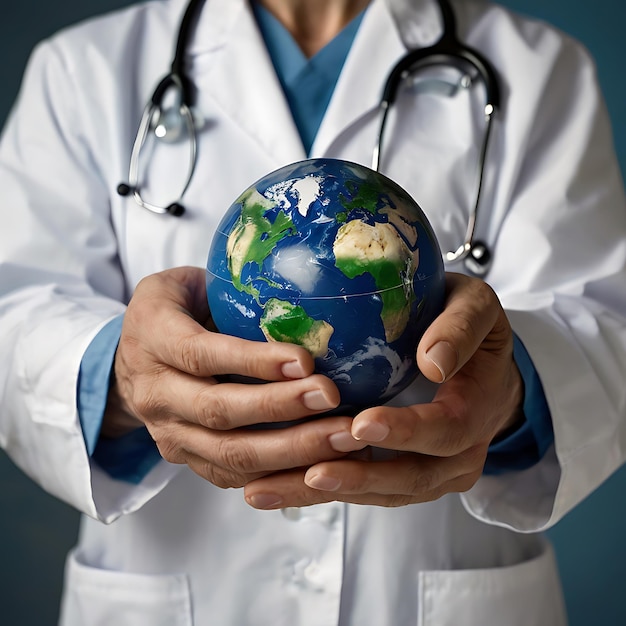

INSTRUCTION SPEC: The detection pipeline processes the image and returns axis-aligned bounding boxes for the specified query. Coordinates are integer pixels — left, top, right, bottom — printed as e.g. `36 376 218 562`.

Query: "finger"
416 273 510 383
303 447 484 496
348 394 491 457
159 319 317 382
154 416 367 484
184 451 270 489
316 472 479 507
127 267 317 381
243 454 482 509
244 468 336 509
244 481 470 509
148 369 342 429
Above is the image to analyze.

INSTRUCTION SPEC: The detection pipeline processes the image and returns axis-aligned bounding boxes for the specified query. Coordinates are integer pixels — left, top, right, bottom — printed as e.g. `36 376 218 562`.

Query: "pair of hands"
105 266 523 509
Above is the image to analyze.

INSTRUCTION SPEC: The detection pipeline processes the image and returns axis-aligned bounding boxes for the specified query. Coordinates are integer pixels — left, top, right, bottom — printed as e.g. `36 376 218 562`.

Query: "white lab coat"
1 0 625 623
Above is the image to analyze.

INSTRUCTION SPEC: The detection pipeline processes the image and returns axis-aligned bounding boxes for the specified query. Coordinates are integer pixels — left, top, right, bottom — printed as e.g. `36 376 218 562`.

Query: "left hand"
244 273 524 509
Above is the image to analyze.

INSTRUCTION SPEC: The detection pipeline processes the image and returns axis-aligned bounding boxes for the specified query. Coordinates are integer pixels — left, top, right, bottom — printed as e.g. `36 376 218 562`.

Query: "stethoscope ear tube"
168 0 205 108
120 0 500 276
374 0 499 276
117 0 206 215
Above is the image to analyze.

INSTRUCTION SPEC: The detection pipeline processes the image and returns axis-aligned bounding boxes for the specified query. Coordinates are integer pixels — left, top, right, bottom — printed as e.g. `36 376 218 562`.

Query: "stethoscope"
117 0 500 276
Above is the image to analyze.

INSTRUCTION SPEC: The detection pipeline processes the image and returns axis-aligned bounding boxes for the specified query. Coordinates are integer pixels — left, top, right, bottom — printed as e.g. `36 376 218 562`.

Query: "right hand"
103 266 365 491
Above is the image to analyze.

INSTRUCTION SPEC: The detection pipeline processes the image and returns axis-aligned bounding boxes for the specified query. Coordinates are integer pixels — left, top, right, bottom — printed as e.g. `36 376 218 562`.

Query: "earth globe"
206 158 445 411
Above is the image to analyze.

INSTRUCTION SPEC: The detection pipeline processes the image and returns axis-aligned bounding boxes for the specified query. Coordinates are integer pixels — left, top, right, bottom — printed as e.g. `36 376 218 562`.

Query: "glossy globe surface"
206 158 445 410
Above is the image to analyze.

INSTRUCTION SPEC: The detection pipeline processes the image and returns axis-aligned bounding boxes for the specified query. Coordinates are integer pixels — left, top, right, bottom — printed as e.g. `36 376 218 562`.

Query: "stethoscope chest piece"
117 73 198 216
151 105 188 143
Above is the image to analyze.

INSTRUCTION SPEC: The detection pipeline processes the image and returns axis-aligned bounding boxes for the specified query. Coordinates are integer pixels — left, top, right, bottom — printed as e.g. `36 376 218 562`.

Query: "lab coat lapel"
186 0 306 165
311 0 443 158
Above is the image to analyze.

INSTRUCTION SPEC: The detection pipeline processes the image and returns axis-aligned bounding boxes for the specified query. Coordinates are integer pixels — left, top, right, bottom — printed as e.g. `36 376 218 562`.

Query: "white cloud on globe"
272 243 321 294
264 179 292 210
223 292 257 318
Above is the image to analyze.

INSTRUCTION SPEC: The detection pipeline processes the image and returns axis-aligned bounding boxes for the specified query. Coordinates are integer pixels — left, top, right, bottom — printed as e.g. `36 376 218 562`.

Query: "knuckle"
407 465 437 495
455 469 482 493
131 383 167 420
472 278 497 305
255 390 285 422
241 347 263 378
155 442 180 464
122 364 169 417
215 437 260 474
188 457 246 488
450 309 480 342
196 390 232 430
126 287 159 329
286 426 336 467
450 280 499 339
177 335 204 376
152 430 185 465
385 494 414 508
464 443 488 468
205 464 247 489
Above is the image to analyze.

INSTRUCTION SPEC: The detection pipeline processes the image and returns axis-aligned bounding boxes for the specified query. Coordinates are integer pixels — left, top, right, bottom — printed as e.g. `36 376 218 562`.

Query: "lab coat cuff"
77 313 163 484
77 314 124 455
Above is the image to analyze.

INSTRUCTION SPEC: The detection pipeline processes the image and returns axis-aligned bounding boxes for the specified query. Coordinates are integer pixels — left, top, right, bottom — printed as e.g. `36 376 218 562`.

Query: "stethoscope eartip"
117 182 133 197
167 202 185 217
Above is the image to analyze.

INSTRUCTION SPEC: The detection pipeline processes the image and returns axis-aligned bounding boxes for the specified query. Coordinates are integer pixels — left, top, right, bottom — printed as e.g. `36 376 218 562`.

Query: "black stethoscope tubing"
118 0 500 275
372 0 499 273
116 0 204 217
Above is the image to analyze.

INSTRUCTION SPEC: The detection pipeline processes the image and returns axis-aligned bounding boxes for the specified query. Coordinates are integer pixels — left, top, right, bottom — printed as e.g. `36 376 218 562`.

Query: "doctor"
1 0 626 624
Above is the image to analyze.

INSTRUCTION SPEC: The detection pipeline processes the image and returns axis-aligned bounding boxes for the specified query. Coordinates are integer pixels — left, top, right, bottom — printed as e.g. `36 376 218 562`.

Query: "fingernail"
329 430 365 452
352 420 389 442
246 493 283 509
282 360 307 379
305 471 342 492
303 389 337 412
424 341 457 383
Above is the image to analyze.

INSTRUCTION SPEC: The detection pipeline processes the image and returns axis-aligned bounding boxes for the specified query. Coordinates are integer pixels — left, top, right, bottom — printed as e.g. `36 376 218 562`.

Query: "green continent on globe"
335 177 390 223
259 298 334 358
333 220 418 343
226 189 296 299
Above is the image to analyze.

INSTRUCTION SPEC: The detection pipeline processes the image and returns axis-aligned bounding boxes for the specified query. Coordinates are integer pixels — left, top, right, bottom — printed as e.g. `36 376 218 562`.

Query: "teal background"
0 1 624 623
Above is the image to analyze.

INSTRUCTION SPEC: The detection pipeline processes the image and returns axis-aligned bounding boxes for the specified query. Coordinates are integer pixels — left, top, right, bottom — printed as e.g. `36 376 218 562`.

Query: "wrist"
494 362 525 439
101 378 144 439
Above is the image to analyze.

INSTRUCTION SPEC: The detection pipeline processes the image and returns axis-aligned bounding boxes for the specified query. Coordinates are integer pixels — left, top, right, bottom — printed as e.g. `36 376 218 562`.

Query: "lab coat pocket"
418 540 567 626
59 548 193 626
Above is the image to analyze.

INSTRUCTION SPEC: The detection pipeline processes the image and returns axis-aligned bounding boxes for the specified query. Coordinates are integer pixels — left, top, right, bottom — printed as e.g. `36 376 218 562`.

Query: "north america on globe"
207 158 445 410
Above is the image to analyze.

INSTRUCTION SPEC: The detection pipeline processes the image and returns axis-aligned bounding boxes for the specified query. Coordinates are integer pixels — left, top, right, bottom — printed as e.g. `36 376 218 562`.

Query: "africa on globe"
206 158 445 410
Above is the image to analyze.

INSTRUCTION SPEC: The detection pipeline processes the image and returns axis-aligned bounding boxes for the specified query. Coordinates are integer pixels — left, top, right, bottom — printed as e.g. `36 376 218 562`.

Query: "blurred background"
1 0 625 623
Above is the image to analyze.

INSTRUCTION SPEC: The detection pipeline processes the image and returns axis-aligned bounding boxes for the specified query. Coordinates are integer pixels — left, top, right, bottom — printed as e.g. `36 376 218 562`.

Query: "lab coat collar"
182 0 443 55
311 0 443 157
183 0 245 56
385 0 444 48
179 0 444 164
186 0 305 164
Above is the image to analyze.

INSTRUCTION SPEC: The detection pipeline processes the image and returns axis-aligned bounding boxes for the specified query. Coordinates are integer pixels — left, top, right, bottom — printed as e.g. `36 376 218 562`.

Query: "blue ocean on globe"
206 158 445 411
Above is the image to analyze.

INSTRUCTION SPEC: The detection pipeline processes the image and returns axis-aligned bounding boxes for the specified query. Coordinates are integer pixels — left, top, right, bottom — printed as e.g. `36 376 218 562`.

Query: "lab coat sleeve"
461 28 626 532
0 39 180 523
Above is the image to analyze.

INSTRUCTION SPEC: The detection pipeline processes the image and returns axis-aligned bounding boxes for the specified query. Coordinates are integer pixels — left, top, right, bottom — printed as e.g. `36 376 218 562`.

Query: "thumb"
416 273 509 383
